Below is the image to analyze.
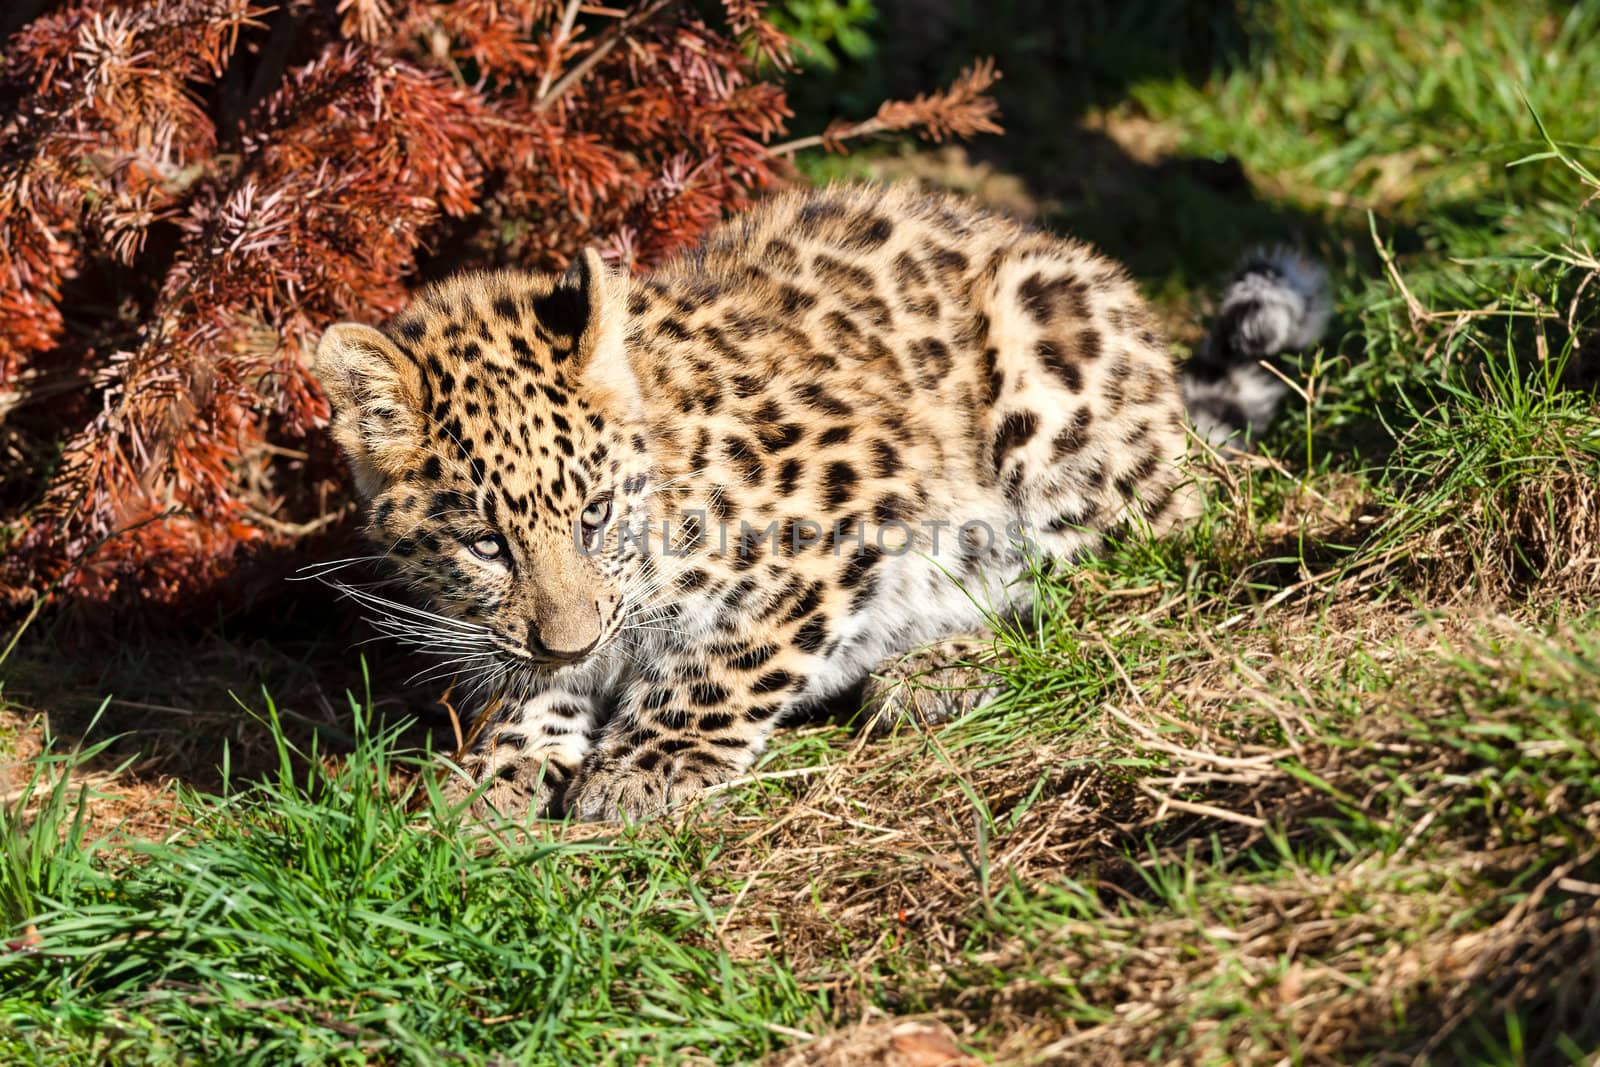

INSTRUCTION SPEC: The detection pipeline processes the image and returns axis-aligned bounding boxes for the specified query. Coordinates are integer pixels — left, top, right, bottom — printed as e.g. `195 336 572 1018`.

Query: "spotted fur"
313 184 1325 821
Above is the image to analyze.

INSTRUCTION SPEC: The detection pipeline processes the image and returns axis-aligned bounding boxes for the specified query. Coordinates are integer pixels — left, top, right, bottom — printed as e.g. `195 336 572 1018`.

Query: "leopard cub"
313 184 1327 821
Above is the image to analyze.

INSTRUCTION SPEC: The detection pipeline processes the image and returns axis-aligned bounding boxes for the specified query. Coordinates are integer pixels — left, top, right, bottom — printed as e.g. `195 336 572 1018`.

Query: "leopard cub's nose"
527 618 599 661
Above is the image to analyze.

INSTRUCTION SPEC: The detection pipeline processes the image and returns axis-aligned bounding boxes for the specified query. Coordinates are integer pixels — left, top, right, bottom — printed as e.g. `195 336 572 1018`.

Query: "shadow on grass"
1 542 459 798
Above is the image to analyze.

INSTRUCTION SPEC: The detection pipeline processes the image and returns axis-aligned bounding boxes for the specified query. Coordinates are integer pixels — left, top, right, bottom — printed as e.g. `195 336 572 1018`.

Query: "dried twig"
768 58 1002 156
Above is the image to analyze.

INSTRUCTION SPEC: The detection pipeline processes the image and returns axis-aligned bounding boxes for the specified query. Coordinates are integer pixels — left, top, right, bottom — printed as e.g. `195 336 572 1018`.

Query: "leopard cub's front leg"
566 645 808 822
442 690 600 820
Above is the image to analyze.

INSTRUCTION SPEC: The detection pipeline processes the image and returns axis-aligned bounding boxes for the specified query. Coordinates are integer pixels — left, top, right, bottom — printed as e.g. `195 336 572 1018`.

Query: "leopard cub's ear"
313 322 425 498
562 247 641 414
559 248 610 343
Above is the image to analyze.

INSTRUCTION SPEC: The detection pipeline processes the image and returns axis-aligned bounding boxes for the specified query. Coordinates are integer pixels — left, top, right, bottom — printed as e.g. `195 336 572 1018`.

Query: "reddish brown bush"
0 0 998 615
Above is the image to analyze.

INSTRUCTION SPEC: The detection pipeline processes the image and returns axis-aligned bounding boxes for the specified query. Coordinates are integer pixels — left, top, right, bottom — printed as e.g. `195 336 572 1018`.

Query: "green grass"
0 698 820 1064
7 1 1600 1062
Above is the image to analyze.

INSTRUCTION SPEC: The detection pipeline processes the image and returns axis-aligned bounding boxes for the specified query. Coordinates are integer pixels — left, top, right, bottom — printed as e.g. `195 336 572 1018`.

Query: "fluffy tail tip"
1183 248 1332 448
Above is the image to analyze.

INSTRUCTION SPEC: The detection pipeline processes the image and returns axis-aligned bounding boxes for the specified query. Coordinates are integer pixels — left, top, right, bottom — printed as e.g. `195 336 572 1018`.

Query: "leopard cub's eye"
580 494 613 531
468 534 507 561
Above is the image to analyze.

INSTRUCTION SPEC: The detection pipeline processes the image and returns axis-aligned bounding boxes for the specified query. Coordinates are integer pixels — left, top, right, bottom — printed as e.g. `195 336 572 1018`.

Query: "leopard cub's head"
313 251 652 674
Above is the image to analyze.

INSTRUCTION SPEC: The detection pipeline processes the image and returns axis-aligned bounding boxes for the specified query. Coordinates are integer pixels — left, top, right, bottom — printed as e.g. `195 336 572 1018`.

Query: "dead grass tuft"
765 1017 979 1067
1403 459 1600 604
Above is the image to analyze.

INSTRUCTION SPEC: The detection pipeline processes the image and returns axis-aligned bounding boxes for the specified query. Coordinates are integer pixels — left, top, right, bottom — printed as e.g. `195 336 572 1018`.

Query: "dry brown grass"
676 598 1600 1064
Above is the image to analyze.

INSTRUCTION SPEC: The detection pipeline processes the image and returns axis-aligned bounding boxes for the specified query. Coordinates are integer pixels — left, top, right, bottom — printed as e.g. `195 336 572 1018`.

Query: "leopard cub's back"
625 183 1191 559
611 184 1192 695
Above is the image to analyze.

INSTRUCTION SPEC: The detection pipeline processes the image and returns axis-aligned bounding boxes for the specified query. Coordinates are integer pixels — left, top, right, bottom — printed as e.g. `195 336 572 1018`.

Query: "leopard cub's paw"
438 751 570 823
566 759 668 823
864 641 1004 736
567 745 741 823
